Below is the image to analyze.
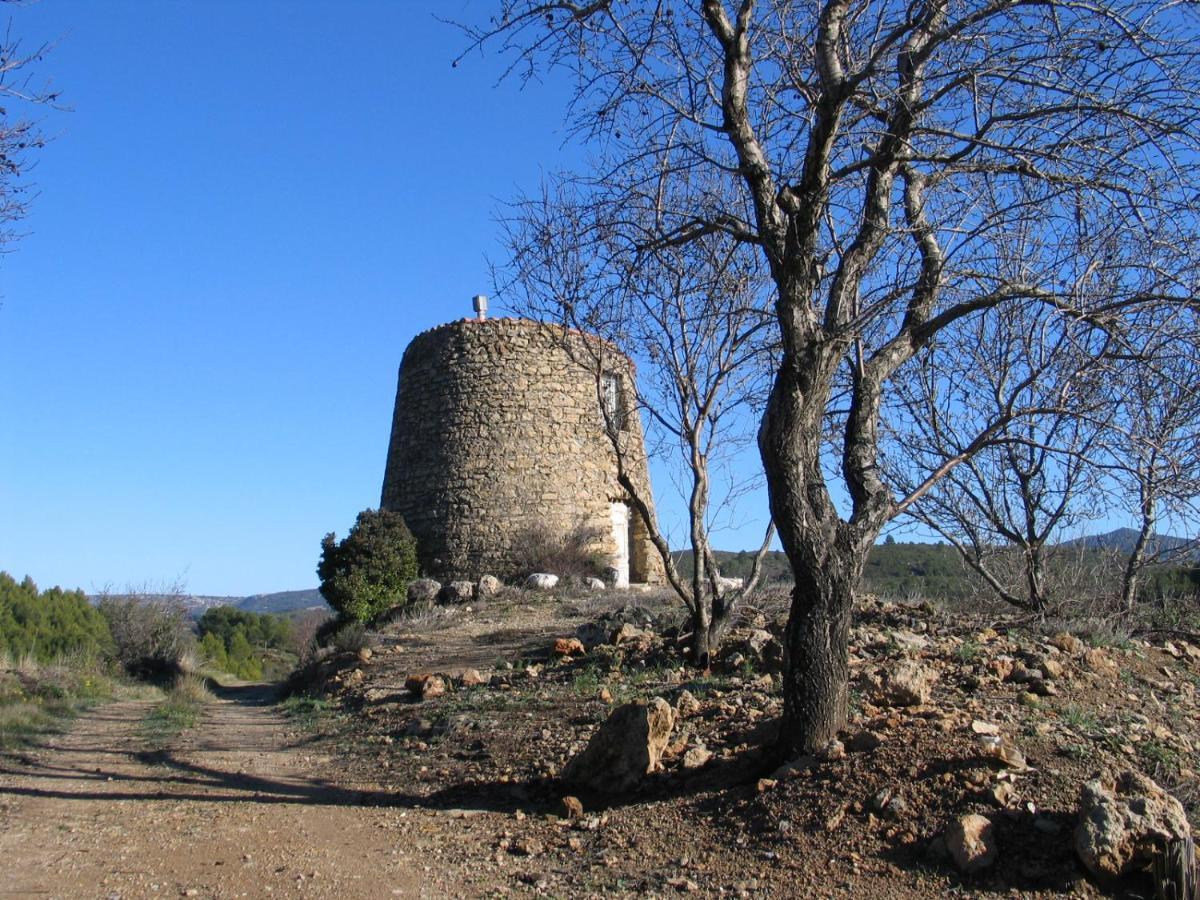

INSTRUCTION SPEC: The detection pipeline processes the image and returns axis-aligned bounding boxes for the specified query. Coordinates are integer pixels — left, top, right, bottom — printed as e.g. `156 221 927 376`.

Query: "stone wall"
380 317 665 584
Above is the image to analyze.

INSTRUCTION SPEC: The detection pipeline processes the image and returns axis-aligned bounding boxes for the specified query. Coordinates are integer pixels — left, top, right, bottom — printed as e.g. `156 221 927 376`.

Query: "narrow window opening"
601 372 626 433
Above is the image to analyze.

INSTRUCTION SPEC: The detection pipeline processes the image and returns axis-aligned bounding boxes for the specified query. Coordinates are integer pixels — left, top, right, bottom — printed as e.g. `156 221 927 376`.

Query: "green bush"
317 509 419 622
197 605 290 680
0 573 114 664
198 606 291 650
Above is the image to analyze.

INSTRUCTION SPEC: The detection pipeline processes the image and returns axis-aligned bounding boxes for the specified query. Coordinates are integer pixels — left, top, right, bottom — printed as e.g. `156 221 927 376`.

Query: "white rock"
524 573 560 590
476 574 502 597
407 578 441 605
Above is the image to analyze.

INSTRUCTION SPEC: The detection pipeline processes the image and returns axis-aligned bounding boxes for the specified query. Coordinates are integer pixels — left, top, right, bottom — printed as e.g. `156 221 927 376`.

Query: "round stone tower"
380 317 664 585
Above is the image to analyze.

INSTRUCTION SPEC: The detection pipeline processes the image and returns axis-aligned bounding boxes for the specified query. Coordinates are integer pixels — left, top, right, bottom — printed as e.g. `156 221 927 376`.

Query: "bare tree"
1 6 60 250
1097 308 1200 611
885 299 1108 613
497 175 778 666
459 0 1200 755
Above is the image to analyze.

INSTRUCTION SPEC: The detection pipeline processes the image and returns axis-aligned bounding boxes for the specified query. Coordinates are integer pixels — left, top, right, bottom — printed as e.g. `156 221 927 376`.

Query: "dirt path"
0 685 443 899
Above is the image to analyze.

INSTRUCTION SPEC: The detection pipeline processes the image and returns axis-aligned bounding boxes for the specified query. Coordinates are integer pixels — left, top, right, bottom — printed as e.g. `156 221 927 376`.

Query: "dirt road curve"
0 687 429 899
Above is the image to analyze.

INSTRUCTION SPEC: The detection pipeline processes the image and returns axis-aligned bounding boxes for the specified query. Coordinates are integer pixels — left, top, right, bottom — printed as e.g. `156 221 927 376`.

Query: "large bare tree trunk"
777 552 858 754
759 345 870 755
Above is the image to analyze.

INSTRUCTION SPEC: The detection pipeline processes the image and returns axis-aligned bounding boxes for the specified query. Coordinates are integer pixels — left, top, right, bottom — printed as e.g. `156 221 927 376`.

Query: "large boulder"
884 659 937 706
439 581 474 604
562 697 676 793
407 578 441 606
524 573 560 591
476 574 502 597
1075 771 1191 878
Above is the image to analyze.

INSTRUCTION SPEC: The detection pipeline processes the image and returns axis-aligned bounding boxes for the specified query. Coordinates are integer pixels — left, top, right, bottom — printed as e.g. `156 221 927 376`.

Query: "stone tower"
380 317 664 585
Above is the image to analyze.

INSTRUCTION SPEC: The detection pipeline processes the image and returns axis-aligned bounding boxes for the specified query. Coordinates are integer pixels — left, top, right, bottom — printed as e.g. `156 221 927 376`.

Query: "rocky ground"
298 586 1199 898
1 587 1195 898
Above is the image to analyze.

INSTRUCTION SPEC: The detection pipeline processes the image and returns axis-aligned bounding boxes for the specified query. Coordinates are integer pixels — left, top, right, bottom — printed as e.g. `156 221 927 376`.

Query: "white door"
610 502 630 588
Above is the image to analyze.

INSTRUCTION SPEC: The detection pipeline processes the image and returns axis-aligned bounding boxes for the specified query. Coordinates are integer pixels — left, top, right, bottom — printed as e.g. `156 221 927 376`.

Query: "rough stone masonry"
380 317 665 585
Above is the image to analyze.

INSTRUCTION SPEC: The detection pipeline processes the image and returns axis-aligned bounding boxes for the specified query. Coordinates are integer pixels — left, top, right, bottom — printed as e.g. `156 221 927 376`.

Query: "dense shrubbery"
96 591 195 680
197 606 293 681
508 520 608 580
0 573 113 663
318 509 419 623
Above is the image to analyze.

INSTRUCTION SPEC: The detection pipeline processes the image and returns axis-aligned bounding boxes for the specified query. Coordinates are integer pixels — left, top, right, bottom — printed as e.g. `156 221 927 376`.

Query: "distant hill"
237 589 325 614
1061 528 1197 558
89 589 328 618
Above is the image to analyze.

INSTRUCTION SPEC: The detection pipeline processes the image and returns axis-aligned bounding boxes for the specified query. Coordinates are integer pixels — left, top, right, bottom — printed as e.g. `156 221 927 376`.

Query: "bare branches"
458 0 1200 750
0 11 60 251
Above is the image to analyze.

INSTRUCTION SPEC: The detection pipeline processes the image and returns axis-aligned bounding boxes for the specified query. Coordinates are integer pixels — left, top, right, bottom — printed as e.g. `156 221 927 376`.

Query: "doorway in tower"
609 502 631 588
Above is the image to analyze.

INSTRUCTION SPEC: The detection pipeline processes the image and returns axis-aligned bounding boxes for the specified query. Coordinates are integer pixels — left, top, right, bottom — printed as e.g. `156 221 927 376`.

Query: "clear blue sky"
0 0 775 595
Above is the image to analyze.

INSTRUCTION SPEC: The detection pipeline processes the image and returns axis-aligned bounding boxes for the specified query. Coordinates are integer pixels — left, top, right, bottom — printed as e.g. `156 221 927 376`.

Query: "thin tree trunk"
1122 484 1156 612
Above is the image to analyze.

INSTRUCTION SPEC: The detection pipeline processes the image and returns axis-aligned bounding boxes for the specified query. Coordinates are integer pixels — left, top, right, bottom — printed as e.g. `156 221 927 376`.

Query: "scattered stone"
439 581 474 604
1020 691 1041 706
407 578 441 606
946 814 999 873
884 659 936 706
405 673 446 700
598 687 614 704
744 630 783 671
1040 658 1064 680
558 796 584 819
870 787 907 818
1007 661 1042 684
524 573 559 591
681 746 713 770
667 876 700 893
824 805 847 832
1049 631 1085 655
458 668 486 687
611 622 652 645
575 621 609 649
845 730 883 753
971 720 1001 736
675 690 701 718
476 574 502 597
562 698 676 793
892 630 930 652
987 657 1016 681
756 777 778 793
978 735 1028 770
816 739 846 762
1075 770 1191 878
553 637 586 657
990 782 1017 807
357 647 372 662
582 577 607 591
1083 647 1118 675
511 837 544 857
